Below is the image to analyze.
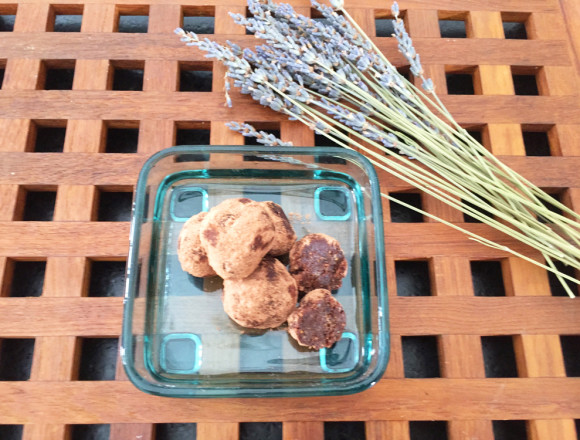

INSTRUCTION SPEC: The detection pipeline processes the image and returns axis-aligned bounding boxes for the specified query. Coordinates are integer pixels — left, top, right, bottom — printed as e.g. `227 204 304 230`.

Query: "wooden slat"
283 422 324 440
197 422 239 440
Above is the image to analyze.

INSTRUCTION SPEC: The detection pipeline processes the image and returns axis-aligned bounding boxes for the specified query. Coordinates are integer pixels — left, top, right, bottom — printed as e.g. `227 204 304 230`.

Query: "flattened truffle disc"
223 257 299 329
289 233 348 292
177 212 217 278
200 198 275 279
287 289 346 349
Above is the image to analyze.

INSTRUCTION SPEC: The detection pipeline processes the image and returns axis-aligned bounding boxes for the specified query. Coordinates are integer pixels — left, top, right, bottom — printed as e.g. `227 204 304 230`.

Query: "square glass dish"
122 145 389 398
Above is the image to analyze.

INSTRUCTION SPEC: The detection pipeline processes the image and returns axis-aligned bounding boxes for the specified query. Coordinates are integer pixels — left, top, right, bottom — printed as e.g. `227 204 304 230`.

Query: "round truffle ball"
289 233 348 292
261 201 296 256
177 212 216 278
200 198 275 279
222 257 299 329
287 289 346 349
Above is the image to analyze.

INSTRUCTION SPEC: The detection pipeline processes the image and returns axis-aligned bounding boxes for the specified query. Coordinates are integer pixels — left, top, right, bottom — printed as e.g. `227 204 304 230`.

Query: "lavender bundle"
176 0 580 297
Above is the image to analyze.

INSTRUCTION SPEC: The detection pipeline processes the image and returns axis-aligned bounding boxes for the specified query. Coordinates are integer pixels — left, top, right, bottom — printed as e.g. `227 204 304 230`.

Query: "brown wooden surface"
0 0 579 439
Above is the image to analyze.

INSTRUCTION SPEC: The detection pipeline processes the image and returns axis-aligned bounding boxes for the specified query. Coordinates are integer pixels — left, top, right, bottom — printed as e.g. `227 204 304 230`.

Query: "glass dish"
122 145 389 398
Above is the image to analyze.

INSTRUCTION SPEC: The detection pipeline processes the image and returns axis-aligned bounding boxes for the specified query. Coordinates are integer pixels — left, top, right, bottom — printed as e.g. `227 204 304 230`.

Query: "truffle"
177 212 216 278
261 201 297 256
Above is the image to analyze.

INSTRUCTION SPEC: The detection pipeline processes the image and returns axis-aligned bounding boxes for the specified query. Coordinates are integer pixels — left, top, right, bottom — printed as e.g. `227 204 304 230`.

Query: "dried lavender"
176 0 580 296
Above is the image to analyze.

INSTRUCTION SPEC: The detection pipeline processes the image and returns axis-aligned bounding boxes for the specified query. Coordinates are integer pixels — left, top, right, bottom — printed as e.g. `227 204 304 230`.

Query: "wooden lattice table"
0 0 579 439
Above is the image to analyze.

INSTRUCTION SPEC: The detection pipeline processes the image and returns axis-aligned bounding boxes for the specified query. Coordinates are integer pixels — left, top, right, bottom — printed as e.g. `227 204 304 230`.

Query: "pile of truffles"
177 197 348 350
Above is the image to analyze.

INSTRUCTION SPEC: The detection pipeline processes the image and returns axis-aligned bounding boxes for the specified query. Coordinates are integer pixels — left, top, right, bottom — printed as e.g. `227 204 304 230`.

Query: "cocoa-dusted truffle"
287 289 346 349
200 198 275 279
261 201 296 256
222 257 298 329
289 233 348 292
177 212 216 278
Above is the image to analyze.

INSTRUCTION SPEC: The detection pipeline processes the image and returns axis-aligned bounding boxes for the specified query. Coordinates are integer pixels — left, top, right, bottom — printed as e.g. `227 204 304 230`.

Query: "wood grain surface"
0 0 579 439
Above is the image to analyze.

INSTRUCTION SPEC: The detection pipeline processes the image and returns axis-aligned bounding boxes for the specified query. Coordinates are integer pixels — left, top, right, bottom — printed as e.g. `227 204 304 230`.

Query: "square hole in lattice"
155 423 197 440
97 188 133 221
481 336 518 378
182 6 215 34
78 338 118 381
374 10 397 37
111 61 144 91
439 12 467 38
0 60 5 89
402 336 440 378
512 73 539 96
315 134 348 164
0 425 23 440
548 260 578 297
89 260 126 297
470 260 506 296
51 5 83 32
6 260 46 297
389 192 423 223
244 122 281 161
179 62 213 92
0 338 35 380
240 423 283 440
42 60 75 90
395 260 431 296
175 121 211 160
70 424 111 440
324 421 366 440
409 421 448 440
560 335 580 377
117 7 149 33
462 196 494 223
446 68 475 95
397 65 411 82
0 7 16 32
31 121 67 152
523 129 551 156
501 13 528 39
492 420 528 440
22 189 56 221
105 121 139 153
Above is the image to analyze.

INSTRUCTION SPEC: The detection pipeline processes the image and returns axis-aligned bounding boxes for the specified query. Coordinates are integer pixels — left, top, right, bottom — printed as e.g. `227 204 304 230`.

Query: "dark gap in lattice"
402 336 440 378
118 8 149 33
33 121 67 152
78 338 118 381
0 425 23 440
23 189 56 221
51 5 84 32
462 196 494 223
522 130 551 156
467 129 483 144
0 338 35 380
8 260 46 297
240 422 283 440
409 421 448 440
492 420 528 440
0 12 15 32
314 133 347 164
537 191 563 223
470 261 506 296
560 335 580 377
70 424 111 440
446 72 475 95
548 260 578 297
43 60 75 90
182 6 215 34
243 122 281 161
97 189 133 221
389 192 423 223
111 61 144 91
396 65 411 82
439 19 466 38
179 62 213 92
105 122 139 153
374 10 396 37
175 121 211 161
89 260 126 297
395 260 431 296
324 421 366 440
513 74 539 96
0 61 5 89
481 336 518 378
155 423 197 440
502 21 527 39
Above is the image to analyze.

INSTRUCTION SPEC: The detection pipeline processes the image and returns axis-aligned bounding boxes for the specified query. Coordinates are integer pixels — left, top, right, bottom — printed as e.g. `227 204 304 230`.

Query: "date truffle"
261 201 296 256
223 257 299 329
287 289 346 349
177 212 217 278
289 233 348 292
200 198 275 279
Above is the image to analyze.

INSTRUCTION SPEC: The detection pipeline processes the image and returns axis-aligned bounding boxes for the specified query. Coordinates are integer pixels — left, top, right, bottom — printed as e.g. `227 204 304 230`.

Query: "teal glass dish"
122 146 389 398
